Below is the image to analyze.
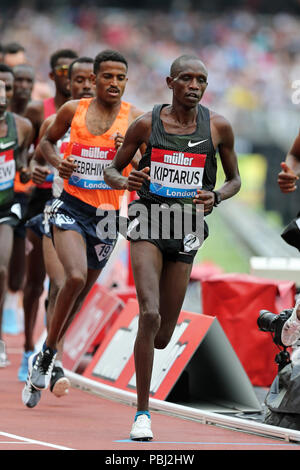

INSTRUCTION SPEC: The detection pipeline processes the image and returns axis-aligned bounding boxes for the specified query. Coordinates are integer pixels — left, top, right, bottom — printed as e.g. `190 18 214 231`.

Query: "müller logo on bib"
150 147 206 198
68 142 116 190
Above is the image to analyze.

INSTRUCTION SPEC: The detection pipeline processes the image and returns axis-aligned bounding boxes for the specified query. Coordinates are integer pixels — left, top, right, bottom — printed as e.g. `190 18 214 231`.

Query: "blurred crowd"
1 5 300 145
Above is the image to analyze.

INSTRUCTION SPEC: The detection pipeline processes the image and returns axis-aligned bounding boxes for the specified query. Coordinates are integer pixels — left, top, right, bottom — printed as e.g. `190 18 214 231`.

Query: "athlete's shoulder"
25 99 44 114
128 103 144 121
13 112 33 133
56 99 81 119
209 109 233 133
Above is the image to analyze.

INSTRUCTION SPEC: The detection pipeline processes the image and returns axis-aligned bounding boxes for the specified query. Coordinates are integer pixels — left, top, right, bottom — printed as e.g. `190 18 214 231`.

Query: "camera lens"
257 310 279 332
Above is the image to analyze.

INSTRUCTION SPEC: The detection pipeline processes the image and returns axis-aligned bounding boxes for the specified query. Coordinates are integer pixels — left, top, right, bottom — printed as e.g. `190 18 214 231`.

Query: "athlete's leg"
45 226 92 350
8 233 26 292
22 228 46 352
154 260 192 349
42 234 65 361
130 241 163 412
56 267 101 342
0 224 14 340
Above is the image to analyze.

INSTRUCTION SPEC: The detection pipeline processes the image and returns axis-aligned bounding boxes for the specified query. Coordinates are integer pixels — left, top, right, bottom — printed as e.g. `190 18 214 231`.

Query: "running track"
1 316 300 453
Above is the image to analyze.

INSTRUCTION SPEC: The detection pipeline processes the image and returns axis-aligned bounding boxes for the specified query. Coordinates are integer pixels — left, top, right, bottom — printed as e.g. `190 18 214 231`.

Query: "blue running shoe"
18 350 34 382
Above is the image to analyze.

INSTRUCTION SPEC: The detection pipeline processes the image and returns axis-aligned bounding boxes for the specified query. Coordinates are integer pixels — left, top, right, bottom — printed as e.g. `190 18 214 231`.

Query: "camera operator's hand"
278 162 299 193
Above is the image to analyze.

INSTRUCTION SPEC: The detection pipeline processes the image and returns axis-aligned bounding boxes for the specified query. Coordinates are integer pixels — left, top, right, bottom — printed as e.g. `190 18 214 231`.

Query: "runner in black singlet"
104 54 241 441
0 64 32 368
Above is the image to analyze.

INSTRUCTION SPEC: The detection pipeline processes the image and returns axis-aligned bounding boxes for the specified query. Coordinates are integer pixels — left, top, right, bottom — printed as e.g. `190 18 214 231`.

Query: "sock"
135 411 151 421
54 360 63 369
42 341 57 354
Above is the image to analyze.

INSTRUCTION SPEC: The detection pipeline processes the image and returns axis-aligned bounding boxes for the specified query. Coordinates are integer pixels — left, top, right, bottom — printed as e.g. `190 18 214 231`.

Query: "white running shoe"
130 414 153 441
22 379 42 408
281 300 300 347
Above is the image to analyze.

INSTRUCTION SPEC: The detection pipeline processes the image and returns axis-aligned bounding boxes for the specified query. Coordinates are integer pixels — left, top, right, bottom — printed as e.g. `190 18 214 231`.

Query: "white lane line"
0 432 75 450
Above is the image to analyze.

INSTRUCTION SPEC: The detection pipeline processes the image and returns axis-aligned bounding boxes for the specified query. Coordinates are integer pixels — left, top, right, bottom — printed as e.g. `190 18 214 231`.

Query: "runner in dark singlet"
7 63 35 299
104 54 241 440
0 65 32 368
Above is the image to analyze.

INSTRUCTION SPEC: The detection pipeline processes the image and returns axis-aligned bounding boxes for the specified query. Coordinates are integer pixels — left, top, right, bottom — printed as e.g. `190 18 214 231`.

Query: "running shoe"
50 366 70 397
130 414 153 441
0 340 10 368
22 378 42 408
28 347 57 390
18 350 34 382
281 300 300 347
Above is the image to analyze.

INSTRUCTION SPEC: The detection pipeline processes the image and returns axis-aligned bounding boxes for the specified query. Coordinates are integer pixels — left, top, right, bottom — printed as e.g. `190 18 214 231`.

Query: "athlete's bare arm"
113 105 146 169
193 112 241 214
278 130 300 193
24 100 44 141
14 113 34 183
40 100 79 179
104 112 152 190
30 115 55 184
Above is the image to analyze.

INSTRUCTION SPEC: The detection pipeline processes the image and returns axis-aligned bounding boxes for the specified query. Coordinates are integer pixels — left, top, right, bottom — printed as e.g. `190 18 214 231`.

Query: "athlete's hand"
32 165 51 185
278 162 299 193
126 167 150 191
193 189 214 214
19 167 31 184
114 132 124 150
58 156 77 179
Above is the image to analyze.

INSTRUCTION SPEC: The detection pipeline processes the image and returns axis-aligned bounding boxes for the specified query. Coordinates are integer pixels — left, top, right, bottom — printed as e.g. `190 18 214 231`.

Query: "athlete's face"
93 61 128 105
167 60 208 108
50 57 75 98
0 72 14 116
13 66 34 102
70 62 95 100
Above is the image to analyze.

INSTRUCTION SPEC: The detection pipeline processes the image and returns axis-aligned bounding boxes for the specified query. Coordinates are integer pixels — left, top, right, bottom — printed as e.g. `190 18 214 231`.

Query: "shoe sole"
130 436 153 441
51 377 70 397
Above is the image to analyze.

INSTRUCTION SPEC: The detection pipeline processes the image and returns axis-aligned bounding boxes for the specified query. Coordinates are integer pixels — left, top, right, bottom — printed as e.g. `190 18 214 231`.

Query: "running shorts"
126 198 208 264
49 190 117 270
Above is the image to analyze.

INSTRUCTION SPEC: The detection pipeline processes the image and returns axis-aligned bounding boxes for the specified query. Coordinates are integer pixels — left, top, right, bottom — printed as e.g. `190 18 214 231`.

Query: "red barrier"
201 273 296 386
83 298 217 399
62 284 124 371
82 298 262 412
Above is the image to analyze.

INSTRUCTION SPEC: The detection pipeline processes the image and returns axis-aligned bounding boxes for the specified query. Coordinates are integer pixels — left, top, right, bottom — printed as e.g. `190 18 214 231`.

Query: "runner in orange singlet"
17 49 78 383
25 50 144 400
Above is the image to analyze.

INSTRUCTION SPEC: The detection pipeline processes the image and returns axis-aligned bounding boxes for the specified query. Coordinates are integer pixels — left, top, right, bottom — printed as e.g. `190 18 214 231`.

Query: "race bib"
150 148 206 198
94 243 114 262
0 149 16 190
68 142 116 190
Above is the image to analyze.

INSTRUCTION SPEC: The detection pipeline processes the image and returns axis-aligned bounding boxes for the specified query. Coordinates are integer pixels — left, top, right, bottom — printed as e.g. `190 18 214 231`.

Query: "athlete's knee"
24 278 44 298
0 264 8 284
139 310 161 334
65 270 86 293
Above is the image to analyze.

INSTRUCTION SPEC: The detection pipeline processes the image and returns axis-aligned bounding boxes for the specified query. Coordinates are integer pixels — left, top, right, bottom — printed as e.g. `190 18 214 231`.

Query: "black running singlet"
138 104 217 208
0 112 19 208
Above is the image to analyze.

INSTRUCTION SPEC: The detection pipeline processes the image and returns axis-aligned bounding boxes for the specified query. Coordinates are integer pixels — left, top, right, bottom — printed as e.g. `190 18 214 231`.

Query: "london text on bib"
68 143 116 190
0 149 16 191
150 147 206 198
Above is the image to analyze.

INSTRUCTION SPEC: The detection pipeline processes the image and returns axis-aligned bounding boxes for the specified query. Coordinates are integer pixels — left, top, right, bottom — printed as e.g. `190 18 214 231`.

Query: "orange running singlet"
63 98 132 209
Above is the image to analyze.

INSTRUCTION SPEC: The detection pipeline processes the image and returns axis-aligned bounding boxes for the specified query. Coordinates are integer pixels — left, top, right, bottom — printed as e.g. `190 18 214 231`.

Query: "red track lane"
1 328 300 452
